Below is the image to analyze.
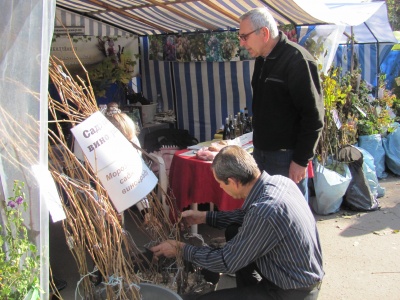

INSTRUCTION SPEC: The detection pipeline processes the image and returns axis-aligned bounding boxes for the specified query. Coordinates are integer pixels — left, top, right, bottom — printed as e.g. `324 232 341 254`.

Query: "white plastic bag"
311 160 352 215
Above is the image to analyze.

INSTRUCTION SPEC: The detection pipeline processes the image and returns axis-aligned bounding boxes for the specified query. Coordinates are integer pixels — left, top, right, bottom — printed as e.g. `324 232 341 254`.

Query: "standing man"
152 145 324 300
239 8 324 200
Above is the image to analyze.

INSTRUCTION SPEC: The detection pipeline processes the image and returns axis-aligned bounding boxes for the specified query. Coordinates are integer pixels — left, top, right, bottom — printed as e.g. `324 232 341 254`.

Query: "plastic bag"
355 146 385 198
382 124 400 176
338 146 380 212
311 160 352 215
358 134 387 179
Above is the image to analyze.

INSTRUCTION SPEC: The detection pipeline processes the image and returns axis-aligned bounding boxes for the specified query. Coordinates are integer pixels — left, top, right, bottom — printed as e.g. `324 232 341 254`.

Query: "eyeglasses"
238 28 262 41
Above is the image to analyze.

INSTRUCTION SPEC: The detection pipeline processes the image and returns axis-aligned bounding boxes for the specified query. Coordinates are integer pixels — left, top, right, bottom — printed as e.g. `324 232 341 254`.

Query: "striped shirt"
183 171 324 289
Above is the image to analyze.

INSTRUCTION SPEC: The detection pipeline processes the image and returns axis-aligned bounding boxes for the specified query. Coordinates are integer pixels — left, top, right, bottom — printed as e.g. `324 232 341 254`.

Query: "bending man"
151 145 324 300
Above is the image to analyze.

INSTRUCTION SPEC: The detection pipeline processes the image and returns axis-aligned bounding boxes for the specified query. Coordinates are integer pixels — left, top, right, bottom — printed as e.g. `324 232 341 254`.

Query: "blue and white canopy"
55 0 337 35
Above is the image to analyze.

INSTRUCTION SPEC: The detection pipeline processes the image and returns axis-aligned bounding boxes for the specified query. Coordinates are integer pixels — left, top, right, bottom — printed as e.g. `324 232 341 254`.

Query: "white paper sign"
31 164 66 222
70 111 158 213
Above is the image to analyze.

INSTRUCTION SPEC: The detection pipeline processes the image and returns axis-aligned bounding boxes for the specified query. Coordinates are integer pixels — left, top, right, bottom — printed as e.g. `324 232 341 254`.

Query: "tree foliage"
386 0 400 31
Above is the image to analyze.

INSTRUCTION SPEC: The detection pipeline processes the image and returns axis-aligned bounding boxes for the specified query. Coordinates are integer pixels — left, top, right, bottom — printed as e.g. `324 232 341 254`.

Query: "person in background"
105 112 149 218
239 8 324 200
106 101 120 115
106 112 141 151
151 145 324 300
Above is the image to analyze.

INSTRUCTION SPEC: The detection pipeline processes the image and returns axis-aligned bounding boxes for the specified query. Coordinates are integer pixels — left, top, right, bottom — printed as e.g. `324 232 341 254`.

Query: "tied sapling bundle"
48 55 186 299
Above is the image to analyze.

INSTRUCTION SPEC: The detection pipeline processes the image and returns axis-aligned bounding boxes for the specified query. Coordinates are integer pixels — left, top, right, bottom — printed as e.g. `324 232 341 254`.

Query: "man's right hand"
181 210 207 227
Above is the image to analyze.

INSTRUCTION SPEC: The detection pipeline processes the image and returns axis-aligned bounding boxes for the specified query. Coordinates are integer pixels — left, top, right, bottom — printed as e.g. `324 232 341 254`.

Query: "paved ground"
315 174 400 300
52 174 400 299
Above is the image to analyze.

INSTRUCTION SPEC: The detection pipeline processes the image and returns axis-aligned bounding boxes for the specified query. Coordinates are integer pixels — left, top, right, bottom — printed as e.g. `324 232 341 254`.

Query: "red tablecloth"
169 149 244 211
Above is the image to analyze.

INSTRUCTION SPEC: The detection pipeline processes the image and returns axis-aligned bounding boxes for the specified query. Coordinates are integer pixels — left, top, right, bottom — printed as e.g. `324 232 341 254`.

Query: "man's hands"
289 161 307 184
151 240 183 258
180 210 207 229
150 210 207 258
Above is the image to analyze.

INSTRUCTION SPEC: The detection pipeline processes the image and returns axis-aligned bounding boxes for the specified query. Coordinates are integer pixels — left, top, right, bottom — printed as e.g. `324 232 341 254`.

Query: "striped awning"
56 0 335 36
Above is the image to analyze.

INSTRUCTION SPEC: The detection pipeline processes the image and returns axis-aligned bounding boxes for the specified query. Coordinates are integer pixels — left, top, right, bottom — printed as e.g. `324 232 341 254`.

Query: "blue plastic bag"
358 134 387 179
382 124 400 176
311 160 352 215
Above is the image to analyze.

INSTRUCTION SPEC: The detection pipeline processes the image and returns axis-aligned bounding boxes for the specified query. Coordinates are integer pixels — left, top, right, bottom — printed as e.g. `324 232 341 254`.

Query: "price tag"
354 105 367 118
331 109 342 129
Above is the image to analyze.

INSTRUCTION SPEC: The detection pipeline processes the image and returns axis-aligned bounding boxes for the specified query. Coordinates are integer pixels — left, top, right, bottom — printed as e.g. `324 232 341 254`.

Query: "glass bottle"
229 115 236 139
156 94 163 113
241 109 247 133
236 112 243 136
222 117 230 140
234 118 240 137
247 116 253 132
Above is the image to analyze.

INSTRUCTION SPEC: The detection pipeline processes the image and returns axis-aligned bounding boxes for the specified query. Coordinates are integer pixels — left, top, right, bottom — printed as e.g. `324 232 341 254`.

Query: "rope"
183 232 208 247
74 269 98 300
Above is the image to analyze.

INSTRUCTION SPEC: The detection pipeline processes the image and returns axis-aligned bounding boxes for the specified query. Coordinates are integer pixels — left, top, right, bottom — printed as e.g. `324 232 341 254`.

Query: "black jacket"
251 32 324 167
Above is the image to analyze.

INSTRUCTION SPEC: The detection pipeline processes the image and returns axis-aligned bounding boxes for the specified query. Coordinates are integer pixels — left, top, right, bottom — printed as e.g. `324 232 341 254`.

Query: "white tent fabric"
298 1 396 80
326 1 397 44
328 1 384 26
0 0 56 297
298 24 347 73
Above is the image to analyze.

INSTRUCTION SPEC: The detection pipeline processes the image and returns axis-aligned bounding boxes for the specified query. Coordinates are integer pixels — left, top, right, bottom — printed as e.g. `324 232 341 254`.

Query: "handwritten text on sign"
71 111 157 213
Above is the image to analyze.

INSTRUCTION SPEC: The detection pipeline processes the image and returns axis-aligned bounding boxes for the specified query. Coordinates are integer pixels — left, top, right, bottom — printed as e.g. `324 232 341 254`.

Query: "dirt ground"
315 174 400 300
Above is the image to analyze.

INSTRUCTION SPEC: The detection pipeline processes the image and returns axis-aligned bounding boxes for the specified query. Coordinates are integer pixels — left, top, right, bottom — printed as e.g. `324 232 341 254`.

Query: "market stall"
1 1 398 299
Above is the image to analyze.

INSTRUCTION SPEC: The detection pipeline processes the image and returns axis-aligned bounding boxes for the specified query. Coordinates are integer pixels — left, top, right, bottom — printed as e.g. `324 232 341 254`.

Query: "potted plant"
0 180 40 300
312 67 353 215
88 37 137 100
356 74 398 178
317 67 353 164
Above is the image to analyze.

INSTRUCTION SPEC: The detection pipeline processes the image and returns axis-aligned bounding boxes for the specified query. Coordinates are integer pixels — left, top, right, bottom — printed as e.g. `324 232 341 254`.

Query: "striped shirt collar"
242 171 271 210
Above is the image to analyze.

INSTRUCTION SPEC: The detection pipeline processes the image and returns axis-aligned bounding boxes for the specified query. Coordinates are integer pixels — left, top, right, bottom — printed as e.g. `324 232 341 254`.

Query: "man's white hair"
240 8 279 39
